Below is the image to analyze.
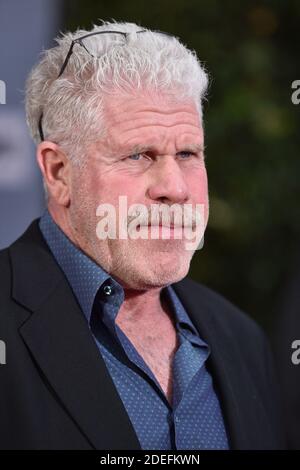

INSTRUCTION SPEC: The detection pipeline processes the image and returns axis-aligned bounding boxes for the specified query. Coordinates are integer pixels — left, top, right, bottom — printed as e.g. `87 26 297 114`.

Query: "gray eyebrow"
127 143 205 154
185 143 205 153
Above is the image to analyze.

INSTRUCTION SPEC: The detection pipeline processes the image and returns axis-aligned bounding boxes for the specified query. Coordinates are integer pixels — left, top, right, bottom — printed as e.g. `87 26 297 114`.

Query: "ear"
36 141 70 207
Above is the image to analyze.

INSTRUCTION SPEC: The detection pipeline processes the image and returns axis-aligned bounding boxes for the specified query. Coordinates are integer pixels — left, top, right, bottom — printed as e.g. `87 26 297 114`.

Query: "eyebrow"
125 143 205 155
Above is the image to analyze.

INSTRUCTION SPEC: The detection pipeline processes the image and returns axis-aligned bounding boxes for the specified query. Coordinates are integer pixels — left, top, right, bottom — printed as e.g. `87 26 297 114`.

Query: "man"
0 20 285 450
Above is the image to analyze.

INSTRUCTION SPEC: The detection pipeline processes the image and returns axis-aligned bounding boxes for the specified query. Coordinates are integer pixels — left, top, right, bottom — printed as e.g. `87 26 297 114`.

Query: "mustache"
126 207 200 230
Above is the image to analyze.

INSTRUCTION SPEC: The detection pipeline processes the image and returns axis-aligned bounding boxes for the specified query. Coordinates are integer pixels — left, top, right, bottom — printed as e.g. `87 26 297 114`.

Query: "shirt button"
174 416 180 424
103 285 113 296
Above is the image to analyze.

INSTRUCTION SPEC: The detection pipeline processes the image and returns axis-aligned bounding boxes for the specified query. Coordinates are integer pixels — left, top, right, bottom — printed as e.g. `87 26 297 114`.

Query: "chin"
111 242 194 289
139 258 191 288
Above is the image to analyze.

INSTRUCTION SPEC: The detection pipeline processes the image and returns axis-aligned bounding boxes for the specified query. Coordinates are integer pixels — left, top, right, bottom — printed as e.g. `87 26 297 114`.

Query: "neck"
117 287 166 322
47 203 75 242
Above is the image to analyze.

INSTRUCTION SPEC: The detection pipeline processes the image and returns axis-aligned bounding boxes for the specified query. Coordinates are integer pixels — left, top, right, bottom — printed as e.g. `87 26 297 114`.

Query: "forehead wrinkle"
114 125 202 149
118 122 201 133
108 111 200 128
106 120 202 151
122 129 203 146
133 106 198 114
111 108 199 119
115 124 203 143
110 120 201 141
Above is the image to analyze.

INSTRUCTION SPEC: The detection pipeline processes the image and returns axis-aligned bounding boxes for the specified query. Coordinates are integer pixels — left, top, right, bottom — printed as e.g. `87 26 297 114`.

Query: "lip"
132 224 194 238
144 224 183 229
143 224 192 229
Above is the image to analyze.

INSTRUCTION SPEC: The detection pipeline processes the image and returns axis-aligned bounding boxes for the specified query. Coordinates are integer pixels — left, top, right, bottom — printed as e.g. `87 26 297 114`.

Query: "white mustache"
127 213 197 230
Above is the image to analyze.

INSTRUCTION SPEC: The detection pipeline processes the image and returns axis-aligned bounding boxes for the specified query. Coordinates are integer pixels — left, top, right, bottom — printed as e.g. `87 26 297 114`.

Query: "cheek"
188 167 209 221
189 166 208 201
81 167 113 204
100 172 145 203
87 170 144 213
70 167 104 217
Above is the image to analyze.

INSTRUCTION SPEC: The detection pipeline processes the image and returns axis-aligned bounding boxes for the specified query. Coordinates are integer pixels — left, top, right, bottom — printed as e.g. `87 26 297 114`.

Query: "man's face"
68 91 209 289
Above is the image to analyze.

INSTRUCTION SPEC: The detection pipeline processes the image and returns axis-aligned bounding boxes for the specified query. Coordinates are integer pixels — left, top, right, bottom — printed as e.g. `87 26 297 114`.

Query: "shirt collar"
163 285 208 348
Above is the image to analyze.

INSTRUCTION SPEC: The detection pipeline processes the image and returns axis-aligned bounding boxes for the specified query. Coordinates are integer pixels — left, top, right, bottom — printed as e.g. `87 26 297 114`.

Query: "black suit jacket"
0 219 285 449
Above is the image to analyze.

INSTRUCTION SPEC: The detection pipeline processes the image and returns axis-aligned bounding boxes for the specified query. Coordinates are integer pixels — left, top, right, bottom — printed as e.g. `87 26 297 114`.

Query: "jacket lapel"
10 220 141 450
173 279 271 450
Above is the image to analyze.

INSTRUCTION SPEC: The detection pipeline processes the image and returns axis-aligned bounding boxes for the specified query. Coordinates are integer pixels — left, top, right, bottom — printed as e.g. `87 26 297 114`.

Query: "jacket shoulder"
0 218 43 317
174 276 266 342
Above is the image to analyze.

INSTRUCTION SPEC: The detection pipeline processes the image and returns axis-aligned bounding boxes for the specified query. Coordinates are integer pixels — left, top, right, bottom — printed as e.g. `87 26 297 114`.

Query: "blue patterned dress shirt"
39 209 229 450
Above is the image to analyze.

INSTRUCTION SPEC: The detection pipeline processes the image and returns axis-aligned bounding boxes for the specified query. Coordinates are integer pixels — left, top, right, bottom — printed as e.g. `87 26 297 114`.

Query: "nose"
147 156 190 204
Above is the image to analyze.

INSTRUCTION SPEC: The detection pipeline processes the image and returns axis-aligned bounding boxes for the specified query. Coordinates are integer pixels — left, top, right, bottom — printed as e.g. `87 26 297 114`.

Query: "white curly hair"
25 19 209 166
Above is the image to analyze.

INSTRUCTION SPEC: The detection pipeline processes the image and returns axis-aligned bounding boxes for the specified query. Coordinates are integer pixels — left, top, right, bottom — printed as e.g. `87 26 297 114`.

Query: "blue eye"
127 153 151 162
178 151 195 158
129 153 142 160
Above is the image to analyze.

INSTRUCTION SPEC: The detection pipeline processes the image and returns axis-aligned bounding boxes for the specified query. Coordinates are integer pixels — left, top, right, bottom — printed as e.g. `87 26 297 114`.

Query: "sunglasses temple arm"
38 113 44 141
58 41 75 78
